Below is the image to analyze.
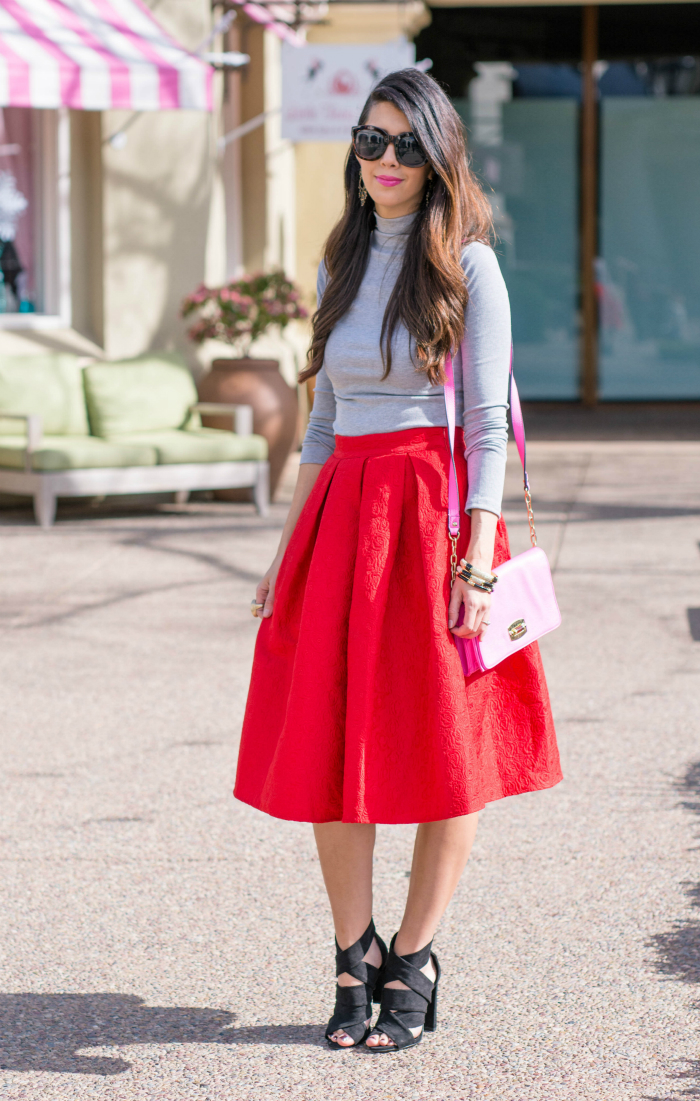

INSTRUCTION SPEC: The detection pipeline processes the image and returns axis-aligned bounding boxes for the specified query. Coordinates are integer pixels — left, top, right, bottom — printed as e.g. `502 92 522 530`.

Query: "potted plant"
182 271 308 497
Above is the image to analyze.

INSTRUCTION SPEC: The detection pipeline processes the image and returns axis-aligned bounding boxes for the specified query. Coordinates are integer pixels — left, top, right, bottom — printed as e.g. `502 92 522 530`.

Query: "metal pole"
580 4 599 406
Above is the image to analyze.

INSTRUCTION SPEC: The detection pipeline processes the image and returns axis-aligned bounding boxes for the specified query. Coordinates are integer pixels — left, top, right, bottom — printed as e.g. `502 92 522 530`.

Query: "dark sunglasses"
351 125 429 168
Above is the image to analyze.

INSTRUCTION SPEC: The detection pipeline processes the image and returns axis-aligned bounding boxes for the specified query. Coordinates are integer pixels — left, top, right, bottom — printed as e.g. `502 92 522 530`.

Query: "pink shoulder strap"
443 353 461 537
443 346 528 536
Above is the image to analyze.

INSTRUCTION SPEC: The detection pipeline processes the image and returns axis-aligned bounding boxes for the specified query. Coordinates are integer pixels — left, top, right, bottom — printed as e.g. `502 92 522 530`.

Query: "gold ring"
251 600 264 618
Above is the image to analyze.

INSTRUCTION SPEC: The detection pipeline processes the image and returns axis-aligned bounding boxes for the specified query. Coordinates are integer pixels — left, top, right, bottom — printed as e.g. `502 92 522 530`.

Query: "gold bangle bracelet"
458 560 497 584
458 572 493 592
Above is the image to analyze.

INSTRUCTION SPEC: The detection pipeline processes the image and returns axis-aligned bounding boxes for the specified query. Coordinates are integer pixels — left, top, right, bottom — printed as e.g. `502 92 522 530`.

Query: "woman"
235 69 561 1053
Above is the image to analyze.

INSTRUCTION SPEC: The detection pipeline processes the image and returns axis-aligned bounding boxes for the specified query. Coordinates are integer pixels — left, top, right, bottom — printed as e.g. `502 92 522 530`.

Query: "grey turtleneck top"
300 210 511 516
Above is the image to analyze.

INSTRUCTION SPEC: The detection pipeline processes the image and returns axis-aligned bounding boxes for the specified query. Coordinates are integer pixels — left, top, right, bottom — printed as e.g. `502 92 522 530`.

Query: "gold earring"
359 177 368 206
424 177 434 208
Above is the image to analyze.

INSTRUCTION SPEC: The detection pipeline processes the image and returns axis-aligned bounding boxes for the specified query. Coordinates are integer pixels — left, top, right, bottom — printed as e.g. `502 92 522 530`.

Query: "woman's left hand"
448 578 491 639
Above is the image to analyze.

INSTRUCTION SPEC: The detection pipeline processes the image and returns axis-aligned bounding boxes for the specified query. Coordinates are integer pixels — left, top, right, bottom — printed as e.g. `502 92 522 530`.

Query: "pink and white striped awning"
0 0 213 111
237 3 304 46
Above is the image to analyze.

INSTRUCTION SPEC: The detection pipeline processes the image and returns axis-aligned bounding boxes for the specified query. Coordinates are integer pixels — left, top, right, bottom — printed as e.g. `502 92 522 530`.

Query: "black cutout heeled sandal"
366 934 440 1053
325 918 387 1050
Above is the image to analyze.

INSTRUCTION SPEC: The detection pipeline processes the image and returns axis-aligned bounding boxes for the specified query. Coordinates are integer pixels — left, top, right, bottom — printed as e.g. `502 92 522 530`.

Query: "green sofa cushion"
0 434 158 472
0 355 90 436
84 353 199 436
107 428 268 465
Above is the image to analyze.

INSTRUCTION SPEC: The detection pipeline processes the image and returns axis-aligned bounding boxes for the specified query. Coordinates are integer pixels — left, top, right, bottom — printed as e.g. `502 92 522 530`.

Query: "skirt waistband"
333 425 462 459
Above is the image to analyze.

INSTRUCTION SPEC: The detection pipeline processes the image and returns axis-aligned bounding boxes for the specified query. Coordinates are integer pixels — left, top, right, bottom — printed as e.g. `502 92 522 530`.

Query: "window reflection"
456 63 580 399
0 109 37 315
599 95 700 398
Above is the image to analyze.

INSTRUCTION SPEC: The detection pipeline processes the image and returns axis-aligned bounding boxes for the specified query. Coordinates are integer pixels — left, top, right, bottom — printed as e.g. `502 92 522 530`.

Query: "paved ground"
1 438 700 1101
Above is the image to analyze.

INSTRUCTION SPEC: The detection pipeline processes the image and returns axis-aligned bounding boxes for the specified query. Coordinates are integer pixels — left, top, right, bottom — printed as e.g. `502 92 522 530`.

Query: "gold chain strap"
524 485 538 547
450 491 537 578
449 533 459 584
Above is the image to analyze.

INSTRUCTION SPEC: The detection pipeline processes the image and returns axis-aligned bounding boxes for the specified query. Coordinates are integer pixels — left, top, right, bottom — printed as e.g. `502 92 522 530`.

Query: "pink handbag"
444 351 561 676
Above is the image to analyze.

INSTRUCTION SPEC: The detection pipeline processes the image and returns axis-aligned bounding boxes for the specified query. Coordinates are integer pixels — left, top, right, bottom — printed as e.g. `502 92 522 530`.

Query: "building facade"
0 0 216 363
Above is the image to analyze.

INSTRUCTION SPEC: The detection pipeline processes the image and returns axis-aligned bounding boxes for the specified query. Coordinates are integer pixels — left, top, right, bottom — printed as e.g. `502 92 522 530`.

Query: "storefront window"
458 58 700 401
598 60 700 398
0 108 57 317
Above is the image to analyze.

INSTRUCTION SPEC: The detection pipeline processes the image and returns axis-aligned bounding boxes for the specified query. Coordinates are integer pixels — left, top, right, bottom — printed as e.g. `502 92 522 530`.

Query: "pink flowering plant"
180 271 308 356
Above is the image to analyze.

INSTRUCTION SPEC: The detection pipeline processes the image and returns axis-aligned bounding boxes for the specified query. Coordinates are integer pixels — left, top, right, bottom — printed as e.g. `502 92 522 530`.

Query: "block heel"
424 957 440 1032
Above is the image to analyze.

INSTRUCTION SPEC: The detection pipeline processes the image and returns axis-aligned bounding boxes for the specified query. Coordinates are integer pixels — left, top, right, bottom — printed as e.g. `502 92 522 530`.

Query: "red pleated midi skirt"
234 426 562 824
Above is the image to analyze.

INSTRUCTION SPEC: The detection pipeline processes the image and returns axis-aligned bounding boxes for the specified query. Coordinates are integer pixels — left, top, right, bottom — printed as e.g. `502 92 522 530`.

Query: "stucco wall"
101 107 214 360
100 0 215 362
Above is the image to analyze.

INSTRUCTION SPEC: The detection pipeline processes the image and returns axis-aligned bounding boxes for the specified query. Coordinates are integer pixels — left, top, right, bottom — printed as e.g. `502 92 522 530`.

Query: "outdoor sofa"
0 352 269 528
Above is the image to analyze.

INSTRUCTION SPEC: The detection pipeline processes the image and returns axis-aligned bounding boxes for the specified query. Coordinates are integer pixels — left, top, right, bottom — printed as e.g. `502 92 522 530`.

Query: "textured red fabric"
234 427 562 824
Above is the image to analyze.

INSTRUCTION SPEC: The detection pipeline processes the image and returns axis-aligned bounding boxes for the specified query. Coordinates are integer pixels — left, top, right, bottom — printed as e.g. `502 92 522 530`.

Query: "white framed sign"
281 39 416 143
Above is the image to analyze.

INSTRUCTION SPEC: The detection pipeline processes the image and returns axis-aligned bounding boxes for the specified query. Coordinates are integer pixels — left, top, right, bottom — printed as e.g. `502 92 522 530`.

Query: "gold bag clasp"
508 619 527 641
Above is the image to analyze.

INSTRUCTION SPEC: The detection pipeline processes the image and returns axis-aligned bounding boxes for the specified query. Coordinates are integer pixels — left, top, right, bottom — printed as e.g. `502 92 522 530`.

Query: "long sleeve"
299 239 512 504
459 243 511 516
300 263 337 466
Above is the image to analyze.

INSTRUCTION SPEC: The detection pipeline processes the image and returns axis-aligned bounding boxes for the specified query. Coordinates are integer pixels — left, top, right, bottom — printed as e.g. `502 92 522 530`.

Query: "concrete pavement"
1 438 700 1100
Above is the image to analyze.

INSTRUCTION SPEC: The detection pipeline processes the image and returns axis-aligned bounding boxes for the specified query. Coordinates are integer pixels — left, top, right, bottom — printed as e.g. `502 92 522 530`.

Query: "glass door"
500 98 579 398
458 64 580 399
599 95 700 398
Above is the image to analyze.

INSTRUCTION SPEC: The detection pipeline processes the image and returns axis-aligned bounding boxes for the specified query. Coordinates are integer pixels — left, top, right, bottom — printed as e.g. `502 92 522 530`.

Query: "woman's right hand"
255 556 282 619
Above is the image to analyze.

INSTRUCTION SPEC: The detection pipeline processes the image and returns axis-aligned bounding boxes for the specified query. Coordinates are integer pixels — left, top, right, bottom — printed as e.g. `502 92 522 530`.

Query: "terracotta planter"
198 358 298 499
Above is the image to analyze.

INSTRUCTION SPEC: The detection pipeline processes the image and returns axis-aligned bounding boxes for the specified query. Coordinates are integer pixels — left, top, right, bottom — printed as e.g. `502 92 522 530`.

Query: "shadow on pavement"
0 993 327 1076
221 1024 325 1047
0 993 235 1075
647 761 700 1099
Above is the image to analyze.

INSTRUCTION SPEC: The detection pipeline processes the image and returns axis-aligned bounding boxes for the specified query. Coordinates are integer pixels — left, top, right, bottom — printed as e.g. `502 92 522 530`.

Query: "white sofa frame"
0 403 270 528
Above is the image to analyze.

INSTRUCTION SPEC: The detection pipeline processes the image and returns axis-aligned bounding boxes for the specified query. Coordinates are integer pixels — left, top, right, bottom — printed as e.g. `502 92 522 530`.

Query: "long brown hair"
300 68 493 386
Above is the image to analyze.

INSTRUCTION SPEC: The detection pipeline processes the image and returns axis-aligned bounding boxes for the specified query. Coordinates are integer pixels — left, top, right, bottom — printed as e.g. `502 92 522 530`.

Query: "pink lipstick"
376 175 402 187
